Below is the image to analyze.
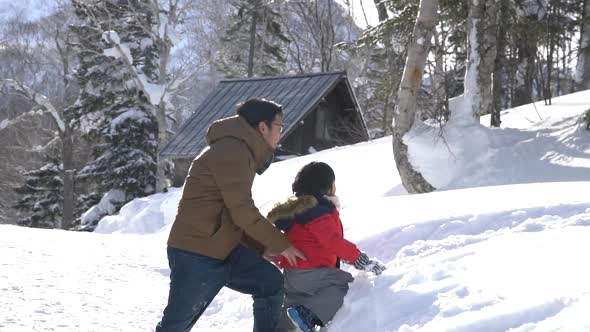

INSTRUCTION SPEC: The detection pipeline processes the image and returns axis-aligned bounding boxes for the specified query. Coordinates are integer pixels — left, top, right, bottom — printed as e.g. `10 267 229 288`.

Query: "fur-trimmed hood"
267 195 340 232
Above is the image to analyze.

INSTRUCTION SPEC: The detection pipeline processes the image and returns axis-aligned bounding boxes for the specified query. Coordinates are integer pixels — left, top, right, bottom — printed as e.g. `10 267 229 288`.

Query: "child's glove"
353 252 387 275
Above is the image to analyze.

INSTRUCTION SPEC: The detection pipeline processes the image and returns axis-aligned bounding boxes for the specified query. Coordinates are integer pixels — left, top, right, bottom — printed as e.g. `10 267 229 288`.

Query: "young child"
266 162 386 332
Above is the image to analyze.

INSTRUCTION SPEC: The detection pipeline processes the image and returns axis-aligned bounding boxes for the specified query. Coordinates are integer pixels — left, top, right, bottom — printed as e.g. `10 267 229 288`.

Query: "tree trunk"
576 0 590 90
372 0 395 135
247 2 259 78
432 28 448 121
62 171 74 229
153 0 184 193
58 32 75 229
61 125 74 230
156 34 169 192
324 0 335 72
392 0 438 194
155 111 168 192
544 2 556 105
514 15 537 106
491 0 509 127
463 0 497 122
373 0 389 22
479 0 497 118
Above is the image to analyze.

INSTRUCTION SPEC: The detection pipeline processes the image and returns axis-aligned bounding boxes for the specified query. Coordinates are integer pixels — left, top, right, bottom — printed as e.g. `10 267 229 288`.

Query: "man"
156 98 305 332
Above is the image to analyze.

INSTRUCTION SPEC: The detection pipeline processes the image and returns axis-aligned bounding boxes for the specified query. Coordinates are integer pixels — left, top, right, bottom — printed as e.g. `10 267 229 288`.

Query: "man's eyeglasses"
268 122 283 133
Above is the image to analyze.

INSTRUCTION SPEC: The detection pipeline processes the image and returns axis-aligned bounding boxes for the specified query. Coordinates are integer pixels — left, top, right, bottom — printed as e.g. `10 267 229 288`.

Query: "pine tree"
576 0 590 90
13 159 63 229
69 0 159 227
216 0 290 77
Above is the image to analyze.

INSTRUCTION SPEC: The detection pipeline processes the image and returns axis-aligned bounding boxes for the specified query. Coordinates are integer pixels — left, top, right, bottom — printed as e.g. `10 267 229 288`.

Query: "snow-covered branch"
102 30 165 108
26 136 62 154
102 31 133 65
0 79 66 133
100 1 193 110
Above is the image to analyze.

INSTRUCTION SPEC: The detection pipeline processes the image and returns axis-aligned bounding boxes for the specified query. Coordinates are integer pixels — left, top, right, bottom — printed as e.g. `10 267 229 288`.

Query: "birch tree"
145 0 198 192
576 0 590 90
461 0 498 122
392 0 438 194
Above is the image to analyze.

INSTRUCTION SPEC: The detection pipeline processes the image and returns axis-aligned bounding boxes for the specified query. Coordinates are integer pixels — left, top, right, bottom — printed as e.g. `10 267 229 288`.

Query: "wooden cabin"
160 71 369 186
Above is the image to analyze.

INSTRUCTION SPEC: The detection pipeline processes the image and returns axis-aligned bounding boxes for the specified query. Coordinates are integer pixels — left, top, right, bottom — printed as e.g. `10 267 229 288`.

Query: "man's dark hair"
236 98 283 128
292 162 335 196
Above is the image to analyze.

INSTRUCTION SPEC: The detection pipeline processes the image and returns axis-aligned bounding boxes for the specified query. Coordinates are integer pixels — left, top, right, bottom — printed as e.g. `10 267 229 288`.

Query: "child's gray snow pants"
283 267 354 324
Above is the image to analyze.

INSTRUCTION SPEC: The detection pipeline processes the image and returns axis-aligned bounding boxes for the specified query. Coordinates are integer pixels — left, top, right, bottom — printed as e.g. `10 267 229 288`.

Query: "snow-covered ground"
1 90 590 331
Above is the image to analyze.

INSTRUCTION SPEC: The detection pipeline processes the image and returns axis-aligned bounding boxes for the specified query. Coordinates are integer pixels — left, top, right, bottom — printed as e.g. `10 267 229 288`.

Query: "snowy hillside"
1 90 590 331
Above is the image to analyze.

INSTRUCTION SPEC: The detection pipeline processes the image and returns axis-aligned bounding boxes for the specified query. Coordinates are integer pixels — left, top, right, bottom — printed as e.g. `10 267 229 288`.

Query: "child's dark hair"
292 162 335 196
236 98 283 128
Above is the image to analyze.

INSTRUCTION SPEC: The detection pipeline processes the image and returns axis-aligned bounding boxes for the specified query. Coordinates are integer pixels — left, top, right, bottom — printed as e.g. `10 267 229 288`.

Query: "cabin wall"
278 82 367 156
324 83 367 144
279 108 323 155
171 158 193 187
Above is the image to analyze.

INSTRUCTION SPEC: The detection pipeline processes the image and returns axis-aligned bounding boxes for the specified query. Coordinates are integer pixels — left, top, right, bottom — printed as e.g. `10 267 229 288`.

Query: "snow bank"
81 189 125 226
95 188 181 234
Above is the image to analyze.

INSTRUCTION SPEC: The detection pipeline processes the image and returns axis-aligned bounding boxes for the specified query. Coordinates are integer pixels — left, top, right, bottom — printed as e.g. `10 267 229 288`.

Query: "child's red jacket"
266 194 361 269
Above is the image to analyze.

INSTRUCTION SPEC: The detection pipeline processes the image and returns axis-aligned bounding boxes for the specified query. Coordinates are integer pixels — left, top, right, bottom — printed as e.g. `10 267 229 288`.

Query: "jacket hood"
267 194 339 232
206 115 274 174
267 195 319 223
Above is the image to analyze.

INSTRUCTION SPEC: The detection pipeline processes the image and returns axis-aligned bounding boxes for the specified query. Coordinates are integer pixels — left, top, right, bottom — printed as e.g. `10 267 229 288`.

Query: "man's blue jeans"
156 245 284 332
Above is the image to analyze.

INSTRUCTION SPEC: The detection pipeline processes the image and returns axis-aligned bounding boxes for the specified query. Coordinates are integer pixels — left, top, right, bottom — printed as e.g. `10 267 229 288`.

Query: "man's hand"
263 249 280 262
279 246 306 265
